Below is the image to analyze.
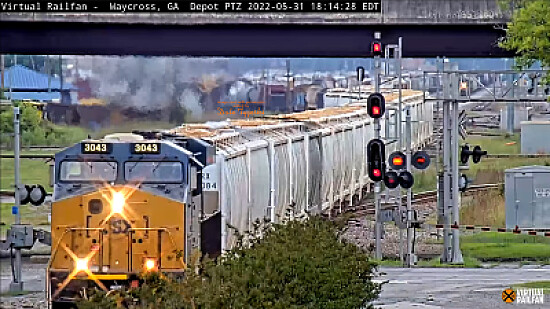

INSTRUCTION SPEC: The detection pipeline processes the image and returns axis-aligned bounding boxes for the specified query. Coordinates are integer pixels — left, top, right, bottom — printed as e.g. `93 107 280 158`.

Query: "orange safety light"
388 151 406 170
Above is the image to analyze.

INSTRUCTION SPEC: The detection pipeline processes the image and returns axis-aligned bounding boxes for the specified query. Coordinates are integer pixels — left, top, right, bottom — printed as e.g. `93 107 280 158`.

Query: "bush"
79 217 382 309
0 104 89 147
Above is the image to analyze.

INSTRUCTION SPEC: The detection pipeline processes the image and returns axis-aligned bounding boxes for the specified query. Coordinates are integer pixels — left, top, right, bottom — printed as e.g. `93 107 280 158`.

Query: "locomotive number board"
131 143 161 154
81 142 112 154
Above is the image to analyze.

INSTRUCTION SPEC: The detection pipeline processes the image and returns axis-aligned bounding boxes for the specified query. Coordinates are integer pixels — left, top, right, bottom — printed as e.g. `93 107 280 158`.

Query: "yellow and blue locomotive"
48 133 218 308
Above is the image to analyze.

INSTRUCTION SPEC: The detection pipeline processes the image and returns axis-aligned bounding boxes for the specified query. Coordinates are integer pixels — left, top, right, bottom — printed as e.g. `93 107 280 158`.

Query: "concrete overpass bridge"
0 0 513 57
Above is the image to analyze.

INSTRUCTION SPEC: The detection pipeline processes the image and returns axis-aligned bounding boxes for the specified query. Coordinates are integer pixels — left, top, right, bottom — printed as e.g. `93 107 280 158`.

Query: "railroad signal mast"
371 31 383 260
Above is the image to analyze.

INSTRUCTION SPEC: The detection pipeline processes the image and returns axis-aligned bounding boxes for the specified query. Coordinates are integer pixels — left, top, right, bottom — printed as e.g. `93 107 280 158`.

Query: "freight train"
47 90 433 307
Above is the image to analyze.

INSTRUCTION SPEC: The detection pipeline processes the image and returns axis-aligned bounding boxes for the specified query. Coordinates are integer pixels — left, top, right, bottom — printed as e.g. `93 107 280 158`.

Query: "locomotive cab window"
59 161 117 182
124 161 183 183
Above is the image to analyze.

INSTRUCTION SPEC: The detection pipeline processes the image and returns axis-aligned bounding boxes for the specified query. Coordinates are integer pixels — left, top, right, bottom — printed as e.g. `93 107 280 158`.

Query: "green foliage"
417 256 482 268
79 217 381 309
500 0 550 82
460 232 550 262
0 104 89 146
513 281 550 294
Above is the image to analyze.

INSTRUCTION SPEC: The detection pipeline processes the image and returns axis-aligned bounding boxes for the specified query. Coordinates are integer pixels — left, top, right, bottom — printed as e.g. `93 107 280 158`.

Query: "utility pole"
1 54 4 95
46 55 51 95
374 31 383 260
441 73 452 263
451 94 463 263
396 37 404 264
10 106 23 292
286 59 292 112
405 107 414 267
440 72 464 264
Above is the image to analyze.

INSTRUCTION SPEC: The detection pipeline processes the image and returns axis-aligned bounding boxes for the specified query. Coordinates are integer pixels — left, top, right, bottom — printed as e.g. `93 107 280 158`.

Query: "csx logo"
535 188 550 198
111 219 131 234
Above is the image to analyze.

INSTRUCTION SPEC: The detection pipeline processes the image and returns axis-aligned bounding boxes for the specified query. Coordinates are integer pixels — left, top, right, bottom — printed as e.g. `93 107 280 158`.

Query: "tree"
80 217 382 309
499 0 550 81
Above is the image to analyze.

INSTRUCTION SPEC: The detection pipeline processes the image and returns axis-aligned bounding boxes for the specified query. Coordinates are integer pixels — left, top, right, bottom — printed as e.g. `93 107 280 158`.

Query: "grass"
417 256 482 268
413 132 550 194
0 202 49 234
465 133 520 155
513 281 550 294
0 290 35 297
460 232 550 262
411 157 550 194
372 259 403 267
0 150 54 191
412 166 437 193
460 190 505 227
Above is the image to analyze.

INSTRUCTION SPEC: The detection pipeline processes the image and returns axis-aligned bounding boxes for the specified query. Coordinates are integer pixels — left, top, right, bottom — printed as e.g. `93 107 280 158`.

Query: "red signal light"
412 151 431 170
384 171 399 189
373 169 381 177
371 41 383 57
372 106 381 115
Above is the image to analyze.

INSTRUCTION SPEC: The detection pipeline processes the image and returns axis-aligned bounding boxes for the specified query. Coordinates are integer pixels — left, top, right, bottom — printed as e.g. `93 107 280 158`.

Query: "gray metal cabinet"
505 166 550 230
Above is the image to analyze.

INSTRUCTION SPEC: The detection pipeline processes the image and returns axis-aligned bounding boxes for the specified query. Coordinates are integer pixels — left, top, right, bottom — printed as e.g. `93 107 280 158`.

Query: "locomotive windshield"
124 161 183 183
59 161 117 182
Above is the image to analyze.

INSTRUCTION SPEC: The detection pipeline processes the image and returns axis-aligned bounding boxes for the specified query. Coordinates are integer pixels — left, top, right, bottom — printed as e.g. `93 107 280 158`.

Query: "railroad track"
0 145 64 151
0 154 54 159
336 183 502 217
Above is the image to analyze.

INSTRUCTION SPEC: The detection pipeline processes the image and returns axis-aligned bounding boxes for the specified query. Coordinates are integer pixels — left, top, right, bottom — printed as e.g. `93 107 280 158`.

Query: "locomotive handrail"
128 227 186 270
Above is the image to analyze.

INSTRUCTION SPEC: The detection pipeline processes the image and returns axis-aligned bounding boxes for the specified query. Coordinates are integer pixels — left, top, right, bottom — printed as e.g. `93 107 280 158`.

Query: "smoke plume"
87 56 232 114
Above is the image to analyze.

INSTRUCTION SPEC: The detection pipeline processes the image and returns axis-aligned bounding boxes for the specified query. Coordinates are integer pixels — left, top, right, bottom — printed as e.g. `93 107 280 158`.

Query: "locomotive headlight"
144 258 156 272
111 192 125 214
75 258 89 272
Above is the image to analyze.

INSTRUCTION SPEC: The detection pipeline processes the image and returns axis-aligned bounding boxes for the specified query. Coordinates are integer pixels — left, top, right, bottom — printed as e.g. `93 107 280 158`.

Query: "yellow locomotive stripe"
89 274 129 280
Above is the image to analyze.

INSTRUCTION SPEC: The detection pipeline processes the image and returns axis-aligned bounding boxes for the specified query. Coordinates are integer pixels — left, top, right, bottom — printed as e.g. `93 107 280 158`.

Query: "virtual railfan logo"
502 288 545 305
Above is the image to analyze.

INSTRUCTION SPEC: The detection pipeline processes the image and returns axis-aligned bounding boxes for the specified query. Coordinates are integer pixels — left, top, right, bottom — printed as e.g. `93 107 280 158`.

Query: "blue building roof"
5 91 61 102
3 65 75 91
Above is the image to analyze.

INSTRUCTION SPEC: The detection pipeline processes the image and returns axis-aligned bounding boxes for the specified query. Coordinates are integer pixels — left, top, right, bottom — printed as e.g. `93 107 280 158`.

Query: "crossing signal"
367 93 385 119
384 171 399 189
398 171 414 189
388 151 406 170
367 139 386 182
472 145 487 164
460 144 487 164
372 41 382 56
18 184 47 206
459 174 472 192
460 145 473 164
412 151 431 170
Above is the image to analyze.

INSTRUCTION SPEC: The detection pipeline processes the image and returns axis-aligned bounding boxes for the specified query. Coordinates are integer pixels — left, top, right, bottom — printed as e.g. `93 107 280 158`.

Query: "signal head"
367 93 385 119
372 41 383 56
384 171 400 189
398 171 414 189
356 66 365 82
459 174 470 192
472 145 487 164
460 145 472 164
367 139 386 182
411 151 431 170
388 151 406 170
